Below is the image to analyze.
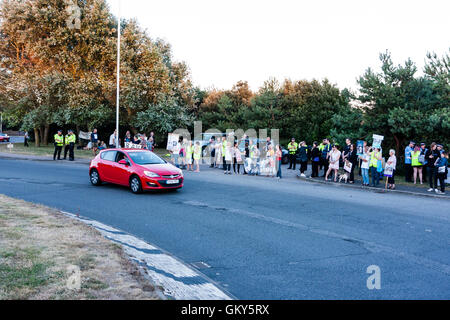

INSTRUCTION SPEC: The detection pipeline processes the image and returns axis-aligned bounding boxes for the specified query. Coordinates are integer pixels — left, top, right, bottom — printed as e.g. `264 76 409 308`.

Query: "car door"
98 150 117 183
113 151 133 186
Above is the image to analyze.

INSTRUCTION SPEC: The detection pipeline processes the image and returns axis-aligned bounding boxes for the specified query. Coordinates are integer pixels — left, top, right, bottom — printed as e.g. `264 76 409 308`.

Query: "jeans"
172 154 179 167
277 160 282 178
371 167 380 186
361 168 370 185
312 161 319 177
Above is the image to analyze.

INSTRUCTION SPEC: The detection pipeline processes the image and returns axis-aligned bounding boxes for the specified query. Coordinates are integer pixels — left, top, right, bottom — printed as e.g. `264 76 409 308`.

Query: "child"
436 151 448 194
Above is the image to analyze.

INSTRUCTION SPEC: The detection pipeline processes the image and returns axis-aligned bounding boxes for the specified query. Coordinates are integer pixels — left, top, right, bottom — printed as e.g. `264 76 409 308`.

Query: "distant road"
0 158 449 299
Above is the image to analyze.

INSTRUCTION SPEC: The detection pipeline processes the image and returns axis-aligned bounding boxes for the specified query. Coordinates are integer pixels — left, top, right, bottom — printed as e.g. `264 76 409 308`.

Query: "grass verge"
0 194 161 300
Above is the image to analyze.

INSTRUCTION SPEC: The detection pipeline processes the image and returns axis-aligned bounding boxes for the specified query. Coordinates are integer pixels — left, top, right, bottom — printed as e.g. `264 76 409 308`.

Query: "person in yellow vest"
411 146 423 185
222 136 227 171
186 140 194 172
369 146 382 187
53 130 64 161
287 138 298 170
63 129 76 161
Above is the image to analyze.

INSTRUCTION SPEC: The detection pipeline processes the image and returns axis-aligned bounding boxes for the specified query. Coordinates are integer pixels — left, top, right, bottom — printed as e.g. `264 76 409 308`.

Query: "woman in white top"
224 142 233 174
386 149 397 190
359 146 371 186
325 145 341 182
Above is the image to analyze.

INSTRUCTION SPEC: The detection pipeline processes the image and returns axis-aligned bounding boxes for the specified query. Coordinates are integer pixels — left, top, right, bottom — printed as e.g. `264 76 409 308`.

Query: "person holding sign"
385 149 397 190
369 146 382 187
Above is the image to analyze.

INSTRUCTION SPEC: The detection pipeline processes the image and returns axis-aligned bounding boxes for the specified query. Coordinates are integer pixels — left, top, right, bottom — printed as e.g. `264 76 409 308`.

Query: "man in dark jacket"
426 142 440 192
298 141 309 177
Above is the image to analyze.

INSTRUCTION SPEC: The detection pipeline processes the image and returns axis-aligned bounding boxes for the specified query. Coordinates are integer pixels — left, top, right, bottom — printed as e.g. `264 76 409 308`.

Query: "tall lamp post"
115 0 121 148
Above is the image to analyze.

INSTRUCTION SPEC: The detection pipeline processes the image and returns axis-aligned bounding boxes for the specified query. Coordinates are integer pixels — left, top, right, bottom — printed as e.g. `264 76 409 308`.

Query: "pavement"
1 152 450 299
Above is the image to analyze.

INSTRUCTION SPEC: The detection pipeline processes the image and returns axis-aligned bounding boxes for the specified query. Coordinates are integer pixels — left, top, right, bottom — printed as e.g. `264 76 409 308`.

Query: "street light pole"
115 0 121 148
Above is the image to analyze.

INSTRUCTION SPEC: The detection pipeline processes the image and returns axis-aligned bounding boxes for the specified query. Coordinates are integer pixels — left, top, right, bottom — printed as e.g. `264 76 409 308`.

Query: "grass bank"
0 194 161 300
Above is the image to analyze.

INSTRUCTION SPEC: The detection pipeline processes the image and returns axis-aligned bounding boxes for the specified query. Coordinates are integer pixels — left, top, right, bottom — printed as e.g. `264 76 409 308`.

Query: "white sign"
124 142 142 149
167 133 180 151
372 134 384 149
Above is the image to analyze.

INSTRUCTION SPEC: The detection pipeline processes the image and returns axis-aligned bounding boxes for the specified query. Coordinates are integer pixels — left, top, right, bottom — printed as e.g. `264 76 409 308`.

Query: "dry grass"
0 194 161 300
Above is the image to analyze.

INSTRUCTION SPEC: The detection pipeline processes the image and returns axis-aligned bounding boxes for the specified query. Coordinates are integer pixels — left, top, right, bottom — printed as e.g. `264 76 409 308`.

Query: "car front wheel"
90 169 102 186
130 175 143 194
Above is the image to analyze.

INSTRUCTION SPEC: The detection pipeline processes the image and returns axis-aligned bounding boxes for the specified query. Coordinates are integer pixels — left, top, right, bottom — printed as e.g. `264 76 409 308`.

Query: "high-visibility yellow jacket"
54 134 64 147
288 142 298 155
370 151 381 167
65 134 76 145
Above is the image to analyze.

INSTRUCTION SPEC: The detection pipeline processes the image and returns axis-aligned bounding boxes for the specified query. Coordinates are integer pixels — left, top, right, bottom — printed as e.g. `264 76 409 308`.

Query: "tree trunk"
43 124 49 146
39 126 45 145
34 128 40 147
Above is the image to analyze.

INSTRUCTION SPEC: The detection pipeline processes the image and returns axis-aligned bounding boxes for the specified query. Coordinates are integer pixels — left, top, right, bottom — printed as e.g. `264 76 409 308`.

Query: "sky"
106 0 449 92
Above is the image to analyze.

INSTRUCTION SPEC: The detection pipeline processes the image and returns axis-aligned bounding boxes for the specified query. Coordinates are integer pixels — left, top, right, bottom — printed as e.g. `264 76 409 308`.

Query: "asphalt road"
1 158 449 299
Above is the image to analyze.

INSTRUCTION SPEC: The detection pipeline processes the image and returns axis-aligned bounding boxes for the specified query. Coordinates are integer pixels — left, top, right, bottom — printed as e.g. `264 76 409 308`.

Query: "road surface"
0 158 449 299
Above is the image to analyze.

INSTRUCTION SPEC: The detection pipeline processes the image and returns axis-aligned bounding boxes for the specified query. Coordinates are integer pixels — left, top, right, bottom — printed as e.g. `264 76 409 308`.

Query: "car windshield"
128 151 166 165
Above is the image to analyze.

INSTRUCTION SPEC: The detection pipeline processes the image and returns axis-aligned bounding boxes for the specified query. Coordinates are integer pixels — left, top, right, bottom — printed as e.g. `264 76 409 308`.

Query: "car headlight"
178 170 183 177
144 171 160 178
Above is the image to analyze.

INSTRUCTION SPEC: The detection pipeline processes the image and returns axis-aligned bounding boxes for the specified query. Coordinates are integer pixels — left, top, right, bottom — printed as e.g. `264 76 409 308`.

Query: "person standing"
369 146 382 187
171 138 181 168
348 144 358 184
359 146 370 186
426 143 440 192
386 149 397 189
63 130 76 161
342 138 352 163
24 131 29 147
90 129 99 156
435 151 448 195
325 145 341 182
193 141 201 172
233 142 243 174
287 138 298 170
209 137 216 168
404 141 415 182
109 130 117 148
224 141 233 174
298 141 308 177
321 139 332 177
276 144 283 180
53 130 64 160
411 146 423 184
419 143 428 183
310 142 321 178
186 140 194 171
124 131 132 146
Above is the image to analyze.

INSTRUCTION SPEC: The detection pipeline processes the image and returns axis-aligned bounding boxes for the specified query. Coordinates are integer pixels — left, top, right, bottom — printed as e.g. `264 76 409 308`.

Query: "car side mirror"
118 159 129 166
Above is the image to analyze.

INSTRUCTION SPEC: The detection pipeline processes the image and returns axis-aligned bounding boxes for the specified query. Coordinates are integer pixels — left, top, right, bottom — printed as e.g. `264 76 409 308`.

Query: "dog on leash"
338 172 349 183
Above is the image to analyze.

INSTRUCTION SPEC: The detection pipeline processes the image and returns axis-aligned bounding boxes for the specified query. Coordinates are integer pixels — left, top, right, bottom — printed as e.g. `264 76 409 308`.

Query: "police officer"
64 130 76 161
53 130 64 160
287 138 298 170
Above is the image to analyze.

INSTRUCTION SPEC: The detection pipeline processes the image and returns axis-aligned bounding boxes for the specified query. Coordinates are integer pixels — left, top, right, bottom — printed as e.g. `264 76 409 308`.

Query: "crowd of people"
60 129 449 195
167 135 448 195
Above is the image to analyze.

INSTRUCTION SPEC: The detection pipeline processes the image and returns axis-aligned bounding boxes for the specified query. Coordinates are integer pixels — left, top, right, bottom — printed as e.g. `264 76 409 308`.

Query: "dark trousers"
300 161 307 174
437 173 446 192
277 160 282 178
54 145 62 160
233 158 241 174
405 164 412 182
428 167 438 189
288 154 296 170
371 167 380 186
322 158 329 176
64 143 75 160
349 163 356 182
312 161 319 177
223 156 226 170
24 138 29 147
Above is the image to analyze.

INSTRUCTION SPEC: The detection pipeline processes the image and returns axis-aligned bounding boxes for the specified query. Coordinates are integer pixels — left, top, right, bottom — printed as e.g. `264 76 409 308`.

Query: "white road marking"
62 211 232 300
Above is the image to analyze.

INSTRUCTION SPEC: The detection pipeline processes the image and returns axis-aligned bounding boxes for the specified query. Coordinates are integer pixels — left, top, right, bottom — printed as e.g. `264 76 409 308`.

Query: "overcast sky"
106 0 449 91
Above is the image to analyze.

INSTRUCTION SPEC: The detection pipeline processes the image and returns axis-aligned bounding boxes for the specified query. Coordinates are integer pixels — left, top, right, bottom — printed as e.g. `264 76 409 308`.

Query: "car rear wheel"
130 175 143 194
90 169 102 186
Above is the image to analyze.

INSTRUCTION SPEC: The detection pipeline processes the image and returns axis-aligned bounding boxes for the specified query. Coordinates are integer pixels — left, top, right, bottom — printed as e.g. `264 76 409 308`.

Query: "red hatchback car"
89 149 184 193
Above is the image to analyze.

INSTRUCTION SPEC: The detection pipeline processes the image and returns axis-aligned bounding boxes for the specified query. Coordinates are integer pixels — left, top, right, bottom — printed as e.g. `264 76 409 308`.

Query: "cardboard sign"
372 134 384 149
357 140 365 156
166 133 179 151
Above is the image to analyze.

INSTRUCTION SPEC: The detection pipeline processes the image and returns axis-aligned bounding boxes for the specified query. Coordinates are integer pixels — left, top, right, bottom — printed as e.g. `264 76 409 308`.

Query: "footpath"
1 151 448 199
